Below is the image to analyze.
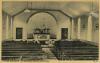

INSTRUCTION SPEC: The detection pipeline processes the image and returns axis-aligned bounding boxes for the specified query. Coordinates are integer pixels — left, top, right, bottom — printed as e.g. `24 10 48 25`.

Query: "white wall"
80 15 99 44
80 15 88 40
72 15 99 45
2 12 7 40
3 11 99 44
2 12 11 41
57 19 70 40
13 11 71 40
13 12 58 40
92 17 99 44
13 18 27 40
71 18 78 39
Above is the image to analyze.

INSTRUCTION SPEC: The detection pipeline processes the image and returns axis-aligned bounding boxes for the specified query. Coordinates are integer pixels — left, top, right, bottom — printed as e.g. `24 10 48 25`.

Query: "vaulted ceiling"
2 1 99 18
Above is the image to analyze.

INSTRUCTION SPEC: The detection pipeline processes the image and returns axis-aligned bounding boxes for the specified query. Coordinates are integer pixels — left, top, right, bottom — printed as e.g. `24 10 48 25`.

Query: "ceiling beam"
11 8 72 18
59 10 72 18
13 9 26 17
2 10 11 16
27 8 72 18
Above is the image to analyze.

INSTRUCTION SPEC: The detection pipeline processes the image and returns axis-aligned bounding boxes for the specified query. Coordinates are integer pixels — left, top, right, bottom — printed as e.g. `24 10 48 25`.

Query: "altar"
34 33 50 40
33 25 50 40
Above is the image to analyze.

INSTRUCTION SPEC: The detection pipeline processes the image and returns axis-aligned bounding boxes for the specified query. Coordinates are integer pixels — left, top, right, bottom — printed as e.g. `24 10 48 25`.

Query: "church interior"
2 1 99 61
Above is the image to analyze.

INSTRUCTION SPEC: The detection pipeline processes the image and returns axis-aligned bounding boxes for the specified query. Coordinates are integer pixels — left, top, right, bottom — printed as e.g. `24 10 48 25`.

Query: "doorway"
61 28 68 39
16 28 23 39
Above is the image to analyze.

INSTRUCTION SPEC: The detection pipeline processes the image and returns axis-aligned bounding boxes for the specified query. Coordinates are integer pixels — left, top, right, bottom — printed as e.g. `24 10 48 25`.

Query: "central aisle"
42 46 57 60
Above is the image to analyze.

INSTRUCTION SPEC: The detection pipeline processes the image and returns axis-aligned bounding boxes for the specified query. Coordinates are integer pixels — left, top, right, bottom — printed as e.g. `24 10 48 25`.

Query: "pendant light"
89 0 98 18
24 2 31 12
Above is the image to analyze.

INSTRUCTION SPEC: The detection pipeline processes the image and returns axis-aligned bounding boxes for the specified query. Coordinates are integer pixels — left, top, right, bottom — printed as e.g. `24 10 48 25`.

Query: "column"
77 17 81 39
0 14 1 41
87 15 92 41
6 15 9 39
68 18 71 39
71 18 74 39
10 16 14 40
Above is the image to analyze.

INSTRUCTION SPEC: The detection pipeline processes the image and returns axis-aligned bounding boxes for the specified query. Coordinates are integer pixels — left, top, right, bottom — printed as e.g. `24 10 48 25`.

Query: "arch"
26 11 57 23
27 12 58 39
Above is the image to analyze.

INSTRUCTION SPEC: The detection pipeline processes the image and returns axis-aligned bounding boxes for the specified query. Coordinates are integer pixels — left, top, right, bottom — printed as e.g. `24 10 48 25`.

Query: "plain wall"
2 11 99 45
13 11 70 40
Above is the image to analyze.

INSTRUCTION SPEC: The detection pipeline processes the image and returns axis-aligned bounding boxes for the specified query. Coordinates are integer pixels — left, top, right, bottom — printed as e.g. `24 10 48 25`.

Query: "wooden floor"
2 40 99 61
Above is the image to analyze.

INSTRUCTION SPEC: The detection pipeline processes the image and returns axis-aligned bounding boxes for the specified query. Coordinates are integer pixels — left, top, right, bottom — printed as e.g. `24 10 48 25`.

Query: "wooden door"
16 28 23 39
61 28 68 39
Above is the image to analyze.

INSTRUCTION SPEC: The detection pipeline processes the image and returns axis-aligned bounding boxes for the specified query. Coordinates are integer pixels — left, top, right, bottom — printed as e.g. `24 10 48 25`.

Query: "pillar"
10 16 14 40
77 17 81 39
71 18 74 39
68 18 71 39
87 15 92 41
6 15 9 40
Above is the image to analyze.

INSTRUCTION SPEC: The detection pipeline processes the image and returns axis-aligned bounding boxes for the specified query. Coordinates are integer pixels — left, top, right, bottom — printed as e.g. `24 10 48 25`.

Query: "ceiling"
2 1 99 18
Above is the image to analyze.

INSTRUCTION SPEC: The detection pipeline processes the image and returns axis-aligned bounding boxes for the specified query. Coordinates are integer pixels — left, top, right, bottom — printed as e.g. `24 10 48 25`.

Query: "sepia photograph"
1 0 99 62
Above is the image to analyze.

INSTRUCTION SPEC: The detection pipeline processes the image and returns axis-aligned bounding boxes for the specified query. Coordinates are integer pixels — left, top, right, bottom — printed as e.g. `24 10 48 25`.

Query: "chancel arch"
26 11 58 23
27 12 58 39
